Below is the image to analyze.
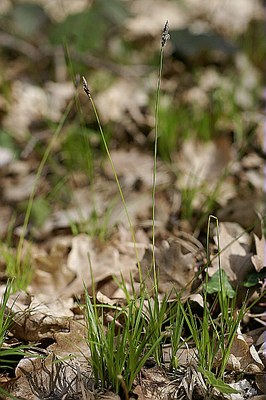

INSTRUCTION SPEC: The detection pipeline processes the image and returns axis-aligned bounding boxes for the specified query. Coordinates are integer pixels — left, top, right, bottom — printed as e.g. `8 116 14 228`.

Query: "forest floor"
0 1 265 399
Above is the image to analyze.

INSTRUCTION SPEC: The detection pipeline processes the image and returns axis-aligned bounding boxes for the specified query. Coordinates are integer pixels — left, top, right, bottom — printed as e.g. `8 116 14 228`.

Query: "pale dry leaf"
103 148 170 189
184 0 262 35
126 0 187 39
228 379 257 400
3 81 47 139
134 366 171 400
256 331 266 365
44 81 75 120
132 385 151 400
0 147 13 168
111 224 149 254
225 333 264 373
176 137 233 190
3 80 74 139
95 79 148 124
211 222 253 284
38 182 116 237
38 0 91 22
96 291 121 306
100 392 121 400
244 169 264 190
175 347 198 367
187 293 204 308
9 295 74 341
182 86 209 108
139 239 195 295
10 367 35 400
47 320 88 361
108 191 152 228
251 234 265 272
0 0 11 14
241 152 263 170
64 232 145 297
30 236 75 296
199 67 232 92
3 173 36 202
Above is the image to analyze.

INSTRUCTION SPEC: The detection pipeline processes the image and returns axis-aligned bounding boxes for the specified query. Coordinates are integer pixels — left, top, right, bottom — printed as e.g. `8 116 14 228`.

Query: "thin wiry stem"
152 21 170 288
82 77 142 281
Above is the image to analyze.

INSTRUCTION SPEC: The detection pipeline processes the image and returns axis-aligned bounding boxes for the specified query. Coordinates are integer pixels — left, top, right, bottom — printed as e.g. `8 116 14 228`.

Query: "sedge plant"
81 21 184 394
80 20 250 398
177 216 245 396
0 280 30 376
0 282 19 398
83 285 163 395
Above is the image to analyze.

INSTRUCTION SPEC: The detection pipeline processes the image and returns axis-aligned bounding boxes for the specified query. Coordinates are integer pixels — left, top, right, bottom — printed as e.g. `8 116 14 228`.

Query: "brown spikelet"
82 76 90 97
161 20 170 48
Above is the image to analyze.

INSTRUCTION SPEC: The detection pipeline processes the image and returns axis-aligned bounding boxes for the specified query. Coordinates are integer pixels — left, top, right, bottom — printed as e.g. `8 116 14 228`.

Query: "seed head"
161 20 170 48
82 76 90 97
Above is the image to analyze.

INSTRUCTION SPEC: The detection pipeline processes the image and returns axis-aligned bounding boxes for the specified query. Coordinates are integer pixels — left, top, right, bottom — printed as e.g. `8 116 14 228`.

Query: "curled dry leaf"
162 345 198 367
216 332 264 373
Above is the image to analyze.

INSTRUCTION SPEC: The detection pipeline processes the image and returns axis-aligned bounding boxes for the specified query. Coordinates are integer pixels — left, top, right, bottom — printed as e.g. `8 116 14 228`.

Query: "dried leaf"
225 333 264 373
103 148 170 189
3 81 74 139
139 239 196 295
251 234 265 272
8 292 74 341
64 231 146 297
176 137 233 190
126 0 187 39
211 222 253 285
95 80 148 124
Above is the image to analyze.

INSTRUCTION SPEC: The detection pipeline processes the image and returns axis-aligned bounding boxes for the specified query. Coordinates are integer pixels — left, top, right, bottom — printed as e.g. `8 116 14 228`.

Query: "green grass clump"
1 245 32 293
83 270 243 397
0 280 13 354
84 288 162 396
0 280 29 378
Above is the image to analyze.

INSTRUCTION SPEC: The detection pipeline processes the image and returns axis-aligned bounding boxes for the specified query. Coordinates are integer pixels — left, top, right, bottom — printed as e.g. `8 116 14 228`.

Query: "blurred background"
0 0 265 244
